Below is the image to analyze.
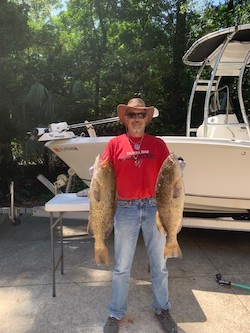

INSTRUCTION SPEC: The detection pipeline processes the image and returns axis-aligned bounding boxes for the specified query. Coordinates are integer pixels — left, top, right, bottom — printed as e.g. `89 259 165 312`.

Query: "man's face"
125 109 148 135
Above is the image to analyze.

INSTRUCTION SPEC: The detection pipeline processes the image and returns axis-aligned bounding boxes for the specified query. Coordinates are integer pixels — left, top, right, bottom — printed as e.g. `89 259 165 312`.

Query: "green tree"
0 0 31 201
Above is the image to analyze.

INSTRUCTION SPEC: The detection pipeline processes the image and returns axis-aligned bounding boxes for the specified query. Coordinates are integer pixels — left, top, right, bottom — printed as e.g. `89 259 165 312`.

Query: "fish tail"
164 239 183 259
94 242 110 265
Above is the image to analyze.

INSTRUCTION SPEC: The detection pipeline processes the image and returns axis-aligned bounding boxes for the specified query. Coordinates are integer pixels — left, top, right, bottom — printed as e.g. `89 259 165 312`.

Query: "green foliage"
24 81 56 125
0 106 17 143
24 136 45 165
0 0 30 57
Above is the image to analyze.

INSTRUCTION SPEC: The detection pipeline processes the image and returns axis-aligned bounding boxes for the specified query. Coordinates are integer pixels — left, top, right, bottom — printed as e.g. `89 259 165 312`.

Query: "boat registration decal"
53 146 79 152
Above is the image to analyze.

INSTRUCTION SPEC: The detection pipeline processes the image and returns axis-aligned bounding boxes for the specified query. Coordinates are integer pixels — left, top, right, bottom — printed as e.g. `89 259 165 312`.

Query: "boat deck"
0 213 250 333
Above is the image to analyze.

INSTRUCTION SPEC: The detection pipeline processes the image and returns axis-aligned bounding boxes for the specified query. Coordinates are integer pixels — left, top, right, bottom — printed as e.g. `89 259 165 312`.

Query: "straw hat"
117 98 159 125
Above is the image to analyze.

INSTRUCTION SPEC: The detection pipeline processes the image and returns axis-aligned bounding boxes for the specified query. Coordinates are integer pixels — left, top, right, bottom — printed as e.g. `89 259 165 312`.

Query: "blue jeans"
109 197 171 319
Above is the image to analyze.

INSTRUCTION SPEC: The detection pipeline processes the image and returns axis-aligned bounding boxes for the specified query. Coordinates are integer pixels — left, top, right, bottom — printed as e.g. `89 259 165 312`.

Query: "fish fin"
156 211 167 235
94 241 110 265
177 223 183 233
173 178 183 198
104 222 114 239
164 238 183 259
99 157 110 169
93 188 101 201
173 185 180 198
87 220 94 237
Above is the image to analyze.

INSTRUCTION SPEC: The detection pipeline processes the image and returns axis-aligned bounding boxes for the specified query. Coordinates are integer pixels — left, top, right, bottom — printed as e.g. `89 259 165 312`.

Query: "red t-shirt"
102 133 169 200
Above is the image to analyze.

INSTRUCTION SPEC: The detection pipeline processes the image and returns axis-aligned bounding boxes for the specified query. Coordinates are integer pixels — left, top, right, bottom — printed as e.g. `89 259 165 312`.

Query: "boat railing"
68 117 120 137
186 65 250 138
68 116 120 129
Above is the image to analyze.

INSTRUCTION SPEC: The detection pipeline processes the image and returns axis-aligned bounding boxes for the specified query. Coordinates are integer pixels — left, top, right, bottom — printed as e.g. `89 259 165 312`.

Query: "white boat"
38 24 250 227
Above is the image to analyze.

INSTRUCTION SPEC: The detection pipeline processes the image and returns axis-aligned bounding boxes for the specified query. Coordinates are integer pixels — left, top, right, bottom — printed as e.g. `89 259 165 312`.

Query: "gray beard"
131 127 144 134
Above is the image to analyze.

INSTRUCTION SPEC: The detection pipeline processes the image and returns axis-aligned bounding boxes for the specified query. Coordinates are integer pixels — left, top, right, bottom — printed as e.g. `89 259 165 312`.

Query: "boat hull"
45 136 250 216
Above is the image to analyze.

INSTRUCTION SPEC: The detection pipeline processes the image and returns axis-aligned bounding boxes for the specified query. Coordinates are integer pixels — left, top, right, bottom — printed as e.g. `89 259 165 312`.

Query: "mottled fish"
87 155 116 265
155 153 185 258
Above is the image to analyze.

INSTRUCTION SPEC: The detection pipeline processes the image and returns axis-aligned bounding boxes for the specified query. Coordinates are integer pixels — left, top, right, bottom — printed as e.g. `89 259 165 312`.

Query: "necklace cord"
127 135 144 167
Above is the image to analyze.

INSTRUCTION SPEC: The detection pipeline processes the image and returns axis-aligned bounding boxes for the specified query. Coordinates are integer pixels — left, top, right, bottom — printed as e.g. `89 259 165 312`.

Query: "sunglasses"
126 112 147 119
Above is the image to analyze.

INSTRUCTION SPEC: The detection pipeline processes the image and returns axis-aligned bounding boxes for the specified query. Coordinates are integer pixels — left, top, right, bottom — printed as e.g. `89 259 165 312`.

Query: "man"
102 98 178 333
